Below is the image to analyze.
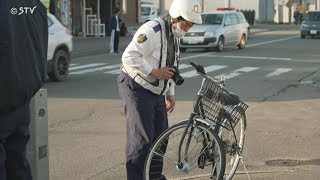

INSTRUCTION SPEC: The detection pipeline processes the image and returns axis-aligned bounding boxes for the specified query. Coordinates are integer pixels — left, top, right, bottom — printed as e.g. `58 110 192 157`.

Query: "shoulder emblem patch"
194 5 200 13
137 33 147 43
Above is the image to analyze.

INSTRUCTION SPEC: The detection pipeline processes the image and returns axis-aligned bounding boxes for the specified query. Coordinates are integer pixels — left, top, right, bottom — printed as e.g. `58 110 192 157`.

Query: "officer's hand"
150 67 175 80
166 95 175 113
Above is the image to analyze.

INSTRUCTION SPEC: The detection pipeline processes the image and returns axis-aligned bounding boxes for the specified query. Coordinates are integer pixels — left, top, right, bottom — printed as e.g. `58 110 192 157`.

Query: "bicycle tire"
144 120 226 180
219 107 246 180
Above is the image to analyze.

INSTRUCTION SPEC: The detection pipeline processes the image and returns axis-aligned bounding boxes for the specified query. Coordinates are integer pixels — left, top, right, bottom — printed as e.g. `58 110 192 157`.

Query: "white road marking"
215 67 260 80
69 63 79 67
246 36 298 47
300 80 313 85
70 64 121 74
105 69 121 74
69 63 106 71
180 52 214 61
205 55 291 61
178 64 192 69
104 63 192 74
181 65 227 78
265 68 292 78
178 36 297 61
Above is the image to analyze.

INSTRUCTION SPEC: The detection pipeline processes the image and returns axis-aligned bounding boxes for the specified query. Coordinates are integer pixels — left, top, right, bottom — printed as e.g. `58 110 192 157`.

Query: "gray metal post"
27 89 49 180
202 0 204 12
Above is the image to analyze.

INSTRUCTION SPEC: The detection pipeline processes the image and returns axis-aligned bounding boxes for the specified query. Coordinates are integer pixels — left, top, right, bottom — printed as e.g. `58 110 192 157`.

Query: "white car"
47 13 73 81
180 11 250 52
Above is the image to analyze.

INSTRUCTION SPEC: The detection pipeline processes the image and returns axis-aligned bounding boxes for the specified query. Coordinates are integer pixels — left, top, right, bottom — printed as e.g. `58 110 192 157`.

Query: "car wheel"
216 36 224 52
238 34 246 49
301 34 305 38
48 49 70 81
180 48 186 52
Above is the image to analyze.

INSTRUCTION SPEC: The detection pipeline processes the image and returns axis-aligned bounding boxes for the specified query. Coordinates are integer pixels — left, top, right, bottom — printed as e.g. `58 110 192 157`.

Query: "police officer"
117 0 202 179
0 0 48 179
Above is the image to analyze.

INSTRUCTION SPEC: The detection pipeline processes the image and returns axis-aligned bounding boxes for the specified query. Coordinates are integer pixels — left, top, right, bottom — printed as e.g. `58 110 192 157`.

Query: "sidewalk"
71 23 300 58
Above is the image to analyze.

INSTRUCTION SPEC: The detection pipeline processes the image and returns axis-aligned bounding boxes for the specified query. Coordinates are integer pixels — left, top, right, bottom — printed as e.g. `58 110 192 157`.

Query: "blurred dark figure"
0 0 48 179
109 7 121 54
119 18 128 36
294 8 300 25
299 13 305 24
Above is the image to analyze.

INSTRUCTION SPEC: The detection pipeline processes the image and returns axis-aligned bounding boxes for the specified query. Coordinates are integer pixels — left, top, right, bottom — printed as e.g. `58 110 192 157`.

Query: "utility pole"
160 0 165 15
224 0 231 8
202 0 204 12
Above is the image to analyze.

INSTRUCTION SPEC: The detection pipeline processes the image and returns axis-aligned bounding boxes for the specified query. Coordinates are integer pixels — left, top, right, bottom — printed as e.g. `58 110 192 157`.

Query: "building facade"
49 0 319 37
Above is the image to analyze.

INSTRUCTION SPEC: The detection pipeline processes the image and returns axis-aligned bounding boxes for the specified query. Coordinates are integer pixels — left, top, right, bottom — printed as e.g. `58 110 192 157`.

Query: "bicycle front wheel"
219 107 247 180
144 120 226 180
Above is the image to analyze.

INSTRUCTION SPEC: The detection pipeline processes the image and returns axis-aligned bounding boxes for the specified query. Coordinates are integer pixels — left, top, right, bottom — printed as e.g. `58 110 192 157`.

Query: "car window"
48 16 54 27
225 14 232 25
201 14 224 25
231 14 240 25
305 12 320 21
237 13 246 23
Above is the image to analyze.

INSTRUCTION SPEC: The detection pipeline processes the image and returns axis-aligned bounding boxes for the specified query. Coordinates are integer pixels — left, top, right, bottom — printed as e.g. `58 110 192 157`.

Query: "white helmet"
169 0 202 24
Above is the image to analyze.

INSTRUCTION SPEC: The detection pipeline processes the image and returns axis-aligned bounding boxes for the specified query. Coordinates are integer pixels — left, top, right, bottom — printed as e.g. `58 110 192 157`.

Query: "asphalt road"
45 29 319 103
44 29 320 180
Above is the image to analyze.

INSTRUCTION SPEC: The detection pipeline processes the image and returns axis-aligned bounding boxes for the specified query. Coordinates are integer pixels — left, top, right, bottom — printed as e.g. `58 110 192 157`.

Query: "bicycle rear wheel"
144 120 226 180
219 107 246 180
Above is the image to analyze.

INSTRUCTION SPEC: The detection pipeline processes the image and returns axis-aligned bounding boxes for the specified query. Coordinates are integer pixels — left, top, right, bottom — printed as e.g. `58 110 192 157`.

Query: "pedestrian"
109 7 121 54
0 0 48 179
117 0 202 179
294 8 300 25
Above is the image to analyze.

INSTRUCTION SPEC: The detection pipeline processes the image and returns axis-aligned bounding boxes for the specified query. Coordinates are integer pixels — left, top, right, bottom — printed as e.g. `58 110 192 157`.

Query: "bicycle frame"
176 70 243 169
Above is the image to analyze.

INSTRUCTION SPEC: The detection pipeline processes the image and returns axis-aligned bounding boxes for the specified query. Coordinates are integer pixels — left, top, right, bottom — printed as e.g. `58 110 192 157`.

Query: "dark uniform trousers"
0 102 32 180
117 72 169 180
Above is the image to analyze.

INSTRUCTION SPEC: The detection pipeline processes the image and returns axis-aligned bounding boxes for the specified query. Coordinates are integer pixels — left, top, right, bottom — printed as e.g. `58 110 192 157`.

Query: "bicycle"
144 61 248 180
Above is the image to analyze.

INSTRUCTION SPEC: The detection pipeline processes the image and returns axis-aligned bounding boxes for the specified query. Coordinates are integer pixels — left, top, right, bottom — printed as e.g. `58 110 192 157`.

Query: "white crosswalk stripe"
265 68 292 78
105 68 121 74
178 64 192 69
214 67 260 80
69 63 106 71
181 65 227 78
70 64 121 74
70 63 79 67
69 63 293 80
104 63 193 75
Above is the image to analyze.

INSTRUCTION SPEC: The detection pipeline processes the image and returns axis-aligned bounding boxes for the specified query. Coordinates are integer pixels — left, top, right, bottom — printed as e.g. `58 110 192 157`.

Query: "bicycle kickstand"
237 151 252 180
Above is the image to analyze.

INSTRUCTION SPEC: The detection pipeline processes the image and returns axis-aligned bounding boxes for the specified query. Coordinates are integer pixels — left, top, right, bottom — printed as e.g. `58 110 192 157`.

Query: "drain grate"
265 159 300 166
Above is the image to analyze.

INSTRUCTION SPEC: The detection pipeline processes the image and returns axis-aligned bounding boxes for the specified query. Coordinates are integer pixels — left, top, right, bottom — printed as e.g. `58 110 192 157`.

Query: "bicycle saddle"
218 92 240 105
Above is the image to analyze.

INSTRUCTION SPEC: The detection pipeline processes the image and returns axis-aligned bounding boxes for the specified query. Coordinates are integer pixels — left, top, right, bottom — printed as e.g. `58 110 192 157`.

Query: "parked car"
179 11 250 52
47 13 73 81
300 10 320 39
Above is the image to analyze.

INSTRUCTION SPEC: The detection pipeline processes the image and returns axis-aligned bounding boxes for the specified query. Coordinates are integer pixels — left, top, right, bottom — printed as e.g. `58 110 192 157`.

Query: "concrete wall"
259 0 275 22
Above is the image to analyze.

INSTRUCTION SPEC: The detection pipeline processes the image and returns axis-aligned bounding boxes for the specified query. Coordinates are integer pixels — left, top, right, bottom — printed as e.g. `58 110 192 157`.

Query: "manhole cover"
265 159 300 167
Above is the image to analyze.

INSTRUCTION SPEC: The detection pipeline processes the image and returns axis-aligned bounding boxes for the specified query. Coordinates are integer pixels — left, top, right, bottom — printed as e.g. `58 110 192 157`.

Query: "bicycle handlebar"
189 61 206 75
189 61 224 85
